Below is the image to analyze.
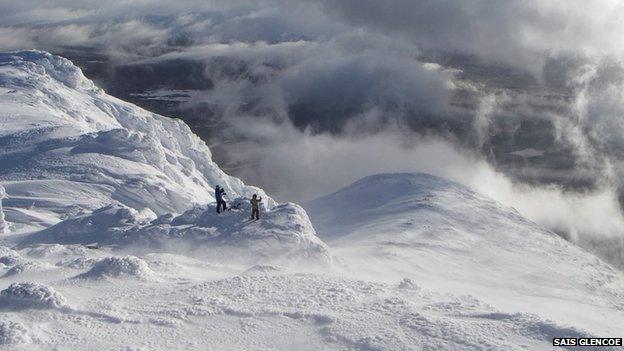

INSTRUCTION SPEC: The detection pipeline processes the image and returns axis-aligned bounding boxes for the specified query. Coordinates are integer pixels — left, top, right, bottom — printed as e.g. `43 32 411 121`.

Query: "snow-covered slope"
306 173 624 337
0 185 5 234
0 50 331 264
20 201 330 265
0 172 621 350
0 50 271 221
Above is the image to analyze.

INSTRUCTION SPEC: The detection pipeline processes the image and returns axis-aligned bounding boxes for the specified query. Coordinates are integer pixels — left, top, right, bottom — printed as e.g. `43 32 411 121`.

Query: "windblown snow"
0 185 6 234
0 51 623 350
306 173 624 338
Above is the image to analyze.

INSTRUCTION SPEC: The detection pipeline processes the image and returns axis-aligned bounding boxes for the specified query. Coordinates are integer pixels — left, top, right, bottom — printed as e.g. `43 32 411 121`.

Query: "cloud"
3 0 624 68
319 0 624 74
220 116 624 237
0 1 335 57
279 48 451 132
0 27 37 51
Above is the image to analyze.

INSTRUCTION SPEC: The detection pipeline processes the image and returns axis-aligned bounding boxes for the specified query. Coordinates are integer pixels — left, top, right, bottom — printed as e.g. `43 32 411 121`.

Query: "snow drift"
21 204 155 246
75 256 154 280
0 282 67 310
0 321 30 345
23 201 331 265
0 246 23 268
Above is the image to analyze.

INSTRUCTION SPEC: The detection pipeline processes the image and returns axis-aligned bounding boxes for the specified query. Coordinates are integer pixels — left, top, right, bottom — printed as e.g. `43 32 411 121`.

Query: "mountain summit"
306 173 624 336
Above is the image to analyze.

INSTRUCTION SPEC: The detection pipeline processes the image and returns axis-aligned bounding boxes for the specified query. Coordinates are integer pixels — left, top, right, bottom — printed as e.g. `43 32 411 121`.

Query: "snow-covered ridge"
0 50 329 264
0 50 271 218
20 201 330 265
306 172 540 240
306 173 624 336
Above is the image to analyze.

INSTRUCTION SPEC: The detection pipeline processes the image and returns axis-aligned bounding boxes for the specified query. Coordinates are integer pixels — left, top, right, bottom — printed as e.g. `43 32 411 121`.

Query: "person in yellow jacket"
250 194 262 220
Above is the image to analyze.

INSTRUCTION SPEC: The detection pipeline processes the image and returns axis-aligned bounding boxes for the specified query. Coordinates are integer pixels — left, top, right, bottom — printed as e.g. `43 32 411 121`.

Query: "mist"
219 117 624 269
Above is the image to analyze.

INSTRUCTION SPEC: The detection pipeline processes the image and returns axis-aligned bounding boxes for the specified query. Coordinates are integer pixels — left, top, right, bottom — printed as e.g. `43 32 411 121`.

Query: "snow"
75 256 154 280
20 204 155 246
242 264 282 275
20 201 331 265
0 51 623 350
0 321 30 346
3 261 48 278
0 185 6 234
0 50 323 264
0 282 67 309
0 246 23 267
0 50 272 219
305 173 624 337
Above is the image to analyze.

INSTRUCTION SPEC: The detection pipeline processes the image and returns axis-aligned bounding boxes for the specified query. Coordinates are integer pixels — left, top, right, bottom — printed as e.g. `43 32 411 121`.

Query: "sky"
1 0 624 265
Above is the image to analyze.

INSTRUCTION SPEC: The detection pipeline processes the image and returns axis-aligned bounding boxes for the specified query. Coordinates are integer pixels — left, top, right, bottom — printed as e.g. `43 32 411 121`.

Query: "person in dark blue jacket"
215 185 227 213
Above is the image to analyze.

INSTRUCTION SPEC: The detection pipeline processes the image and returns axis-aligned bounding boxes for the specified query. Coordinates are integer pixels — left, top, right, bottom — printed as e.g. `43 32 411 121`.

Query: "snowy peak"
305 173 624 335
306 172 527 239
0 51 96 91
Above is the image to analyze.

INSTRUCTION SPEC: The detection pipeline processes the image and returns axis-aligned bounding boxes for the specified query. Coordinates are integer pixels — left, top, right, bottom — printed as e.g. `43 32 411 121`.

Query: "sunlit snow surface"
0 51 623 350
